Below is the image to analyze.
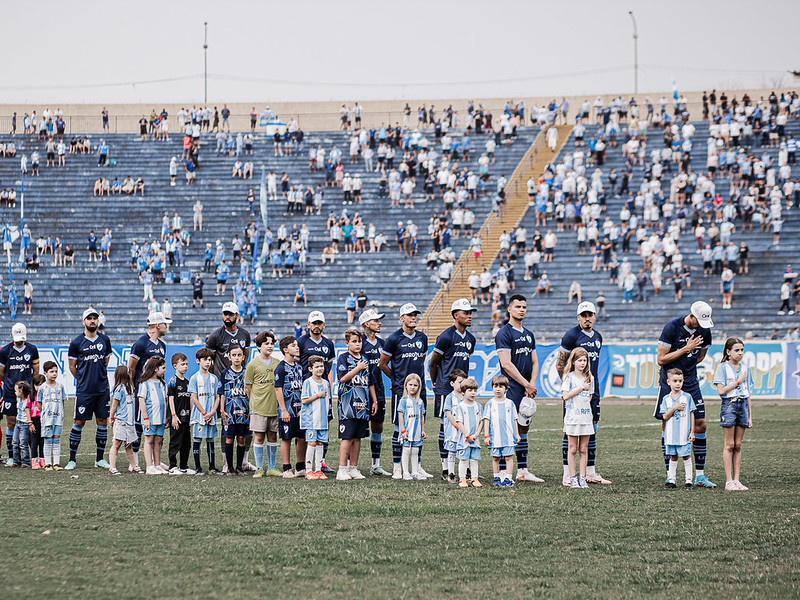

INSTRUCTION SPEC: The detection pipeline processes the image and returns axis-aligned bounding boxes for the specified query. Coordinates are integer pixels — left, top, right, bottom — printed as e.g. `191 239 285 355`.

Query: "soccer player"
66 308 112 470
189 347 221 475
495 294 543 482
300 356 331 479
0 323 39 465
360 309 390 476
274 335 306 478
244 330 281 477
428 298 476 480
556 301 611 486
166 353 193 474
127 311 171 469
335 329 376 480
655 301 716 487
218 345 249 475
659 368 696 489
483 375 518 487
378 303 431 479
297 310 335 473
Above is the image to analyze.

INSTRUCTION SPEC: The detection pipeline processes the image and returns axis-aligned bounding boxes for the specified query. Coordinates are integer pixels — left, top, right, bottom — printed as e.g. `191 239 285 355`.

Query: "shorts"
278 415 304 440
193 290 203 300
590 396 601 422
305 428 329 443
143 423 165 437
370 398 386 423
491 446 515 458
457 446 481 461
401 438 423 448
193 423 218 439
1 399 14 416
249 413 279 434
74 392 111 420
217 278 227 285
338 418 369 440
654 383 705 420
434 393 447 419
720 398 750 428
222 422 250 439
42 424 63 439
444 439 456 452
665 443 691 457
113 422 137 443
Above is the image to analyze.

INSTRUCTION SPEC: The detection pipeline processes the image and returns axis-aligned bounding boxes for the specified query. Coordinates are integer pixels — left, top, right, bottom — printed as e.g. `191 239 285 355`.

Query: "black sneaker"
684 482 694 489
448 473 458 484
441 469 449 481
664 481 677 489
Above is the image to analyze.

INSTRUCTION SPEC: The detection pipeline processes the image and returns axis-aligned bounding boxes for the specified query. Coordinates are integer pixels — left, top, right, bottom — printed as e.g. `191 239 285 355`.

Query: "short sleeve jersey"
659 391 697 446
380 328 429 399
433 325 476 395
38 383 66 428
495 323 536 402
130 334 166 385
560 326 603 400
482 398 518 449
561 372 594 426
243 356 279 417
206 325 251 377
138 380 167 425
298 334 335 381
217 367 249 424
0 342 39 402
713 362 754 399
336 352 372 421
300 378 330 430
397 396 425 443
68 332 113 398
166 376 191 422
657 317 712 388
111 386 136 426
274 360 303 418
361 335 385 400
454 401 483 450
189 371 219 425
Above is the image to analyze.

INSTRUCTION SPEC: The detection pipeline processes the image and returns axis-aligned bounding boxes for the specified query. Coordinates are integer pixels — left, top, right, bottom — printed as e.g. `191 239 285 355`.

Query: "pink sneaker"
31 460 41 470
39 458 46 468
735 480 749 491
724 480 738 491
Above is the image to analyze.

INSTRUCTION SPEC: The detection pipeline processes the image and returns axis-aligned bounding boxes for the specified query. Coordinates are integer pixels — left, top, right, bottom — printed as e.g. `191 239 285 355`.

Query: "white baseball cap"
690 301 714 329
577 301 597 315
11 323 26 342
82 307 100 320
399 303 421 316
307 310 326 323
222 302 239 314
517 396 538 427
147 311 173 325
358 309 385 326
451 299 476 313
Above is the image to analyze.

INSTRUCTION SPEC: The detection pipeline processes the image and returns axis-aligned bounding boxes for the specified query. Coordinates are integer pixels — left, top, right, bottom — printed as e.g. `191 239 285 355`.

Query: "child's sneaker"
305 471 317 480
501 478 514 487
403 473 413 480
282 470 296 479
169 467 184 475
32 460 40 470
294 469 306 478
52 464 63 471
108 467 121 475
348 467 366 480
411 473 427 480
471 478 483 488
493 477 503 487
130 466 143 474
725 480 738 491
578 477 589 488
684 482 694 489
441 469 449 481
44 465 53 471
585 473 612 485
735 480 749 490
146 465 163 475
392 465 402 479
5 457 14 467
265 468 283 477
64 460 77 470
664 480 677 489
336 469 352 481
315 470 327 480
570 476 580 488
447 473 458 484
418 467 434 479
562 473 571 487
319 462 335 474
252 469 265 478
458 479 469 488
195 470 206 476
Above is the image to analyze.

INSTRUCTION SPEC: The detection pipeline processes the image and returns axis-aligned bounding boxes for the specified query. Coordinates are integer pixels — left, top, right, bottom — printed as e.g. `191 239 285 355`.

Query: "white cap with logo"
147 311 173 325
576 301 597 315
307 310 326 323
451 298 476 313
399 303 421 316
222 302 239 315
517 396 538 427
11 323 26 342
82 307 100 320
690 301 714 328
358 309 385 326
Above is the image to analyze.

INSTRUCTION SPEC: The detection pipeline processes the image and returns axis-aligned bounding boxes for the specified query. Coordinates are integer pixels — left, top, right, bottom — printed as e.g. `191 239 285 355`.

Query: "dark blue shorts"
434 393 447 419
278 416 304 441
1 398 15 416
222 422 249 439
370 398 386 424
339 418 369 440
74 392 111 421
654 383 705 420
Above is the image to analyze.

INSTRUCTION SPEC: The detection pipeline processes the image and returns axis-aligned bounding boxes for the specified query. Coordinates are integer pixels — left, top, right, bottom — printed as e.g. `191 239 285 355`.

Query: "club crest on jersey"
466 342 472 351
526 335 532 344
23 354 30 362
239 340 246 347
415 341 422 349
322 347 329 354
595 340 601 349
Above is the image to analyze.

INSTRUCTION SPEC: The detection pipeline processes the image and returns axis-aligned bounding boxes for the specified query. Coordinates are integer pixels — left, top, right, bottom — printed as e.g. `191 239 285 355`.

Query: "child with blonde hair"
561 348 595 488
397 373 426 480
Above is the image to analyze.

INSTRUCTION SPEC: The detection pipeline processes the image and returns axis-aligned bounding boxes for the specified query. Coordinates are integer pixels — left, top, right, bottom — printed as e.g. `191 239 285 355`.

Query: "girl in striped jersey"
137 357 168 475
38 362 66 470
398 374 426 480
109 365 139 474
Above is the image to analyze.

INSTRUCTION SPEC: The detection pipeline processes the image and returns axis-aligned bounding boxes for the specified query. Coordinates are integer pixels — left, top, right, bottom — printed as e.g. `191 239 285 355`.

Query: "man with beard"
0 323 39 464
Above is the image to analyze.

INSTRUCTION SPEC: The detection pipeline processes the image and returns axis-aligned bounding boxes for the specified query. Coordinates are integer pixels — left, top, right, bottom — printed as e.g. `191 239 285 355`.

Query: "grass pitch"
2 402 799 599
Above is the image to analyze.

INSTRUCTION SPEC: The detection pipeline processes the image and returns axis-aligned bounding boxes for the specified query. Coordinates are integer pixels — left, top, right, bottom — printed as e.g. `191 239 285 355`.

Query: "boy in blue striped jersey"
483 375 518 487
189 347 221 475
300 356 330 479
454 378 483 488
442 368 467 483
659 368 696 489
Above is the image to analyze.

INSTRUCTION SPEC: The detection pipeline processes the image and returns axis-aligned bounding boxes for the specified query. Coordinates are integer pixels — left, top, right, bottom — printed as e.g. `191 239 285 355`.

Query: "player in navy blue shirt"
360 309 389 475
428 298 476 478
66 307 113 470
379 303 429 478
297 310 335 472
655 301 716 488
557 301 610 486
495 294 542 482
275 336 305 476
0 323 39 465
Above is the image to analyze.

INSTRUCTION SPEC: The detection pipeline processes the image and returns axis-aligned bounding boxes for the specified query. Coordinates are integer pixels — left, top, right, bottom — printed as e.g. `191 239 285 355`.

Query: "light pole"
203 22 208 103
628 11 638 94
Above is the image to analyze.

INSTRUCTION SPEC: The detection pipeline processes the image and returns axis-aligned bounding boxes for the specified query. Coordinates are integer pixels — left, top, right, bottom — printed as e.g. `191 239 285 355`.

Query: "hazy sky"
3 0 798 105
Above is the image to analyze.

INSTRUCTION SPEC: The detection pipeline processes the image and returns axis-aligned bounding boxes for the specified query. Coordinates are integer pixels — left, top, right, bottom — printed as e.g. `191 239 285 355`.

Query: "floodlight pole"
628 11 638 94
203 22 208 103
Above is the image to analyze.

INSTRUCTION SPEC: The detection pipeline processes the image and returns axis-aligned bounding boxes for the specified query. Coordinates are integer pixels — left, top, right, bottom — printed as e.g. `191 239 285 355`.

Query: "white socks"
587 465 596 476
458 460 468 480
401 446 420 477
315 445 324 471
401 446 410 476
469 459 479 479
447 451 456 475
683 458 693 483
305 445 314 472
668 460 677 482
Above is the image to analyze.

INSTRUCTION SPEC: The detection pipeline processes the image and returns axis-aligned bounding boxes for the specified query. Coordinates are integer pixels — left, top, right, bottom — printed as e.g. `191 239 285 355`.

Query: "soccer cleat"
459 479 469 488
253 469 265 478
266 468 283 477
735 480 749 491
294 469 306 478
684 482 694 489
578 477 589 488
64 461 77 470
319 462 335 474
242 461 257 471
664 481 677 489
694 474 717 488
448 473 458 484
441 469 449 481
305 471 317 480
586 473 612 485
349 468 366 480
52 464 64 471
471 478 483 488
403 473 413 480
336 469 352 481
417 467 434 479
570 476 580 488
95 459 111 469
562 473 571 487
493 477 503 487
108 467 121 475
392 465 402 479
282 470 296 479
44 465 53 471
315 470 327 480
516 471 545 483
411 473 427 480
370 465 391 477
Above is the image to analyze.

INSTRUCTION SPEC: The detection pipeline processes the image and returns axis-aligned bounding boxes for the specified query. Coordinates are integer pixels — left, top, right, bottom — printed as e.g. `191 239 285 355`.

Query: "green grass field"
3 402 799 599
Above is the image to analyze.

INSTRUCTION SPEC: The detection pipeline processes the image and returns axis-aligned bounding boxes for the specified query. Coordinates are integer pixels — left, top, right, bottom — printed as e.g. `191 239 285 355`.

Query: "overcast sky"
3 0 798 105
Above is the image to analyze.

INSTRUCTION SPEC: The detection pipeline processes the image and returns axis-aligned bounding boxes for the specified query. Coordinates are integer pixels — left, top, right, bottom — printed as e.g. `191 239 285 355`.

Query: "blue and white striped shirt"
38 383 66 428
483 398 518 449
713 362 753 400
455 401 483 450
300 378 330 431
397 395 425 443
660 391 696 446
112 386 136 426
138 380 167 426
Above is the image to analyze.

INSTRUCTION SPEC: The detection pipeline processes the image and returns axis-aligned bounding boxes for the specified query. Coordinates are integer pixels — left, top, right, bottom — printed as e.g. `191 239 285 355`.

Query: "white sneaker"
392 465 402 480
243 461 257 471
181 468 196 475
146 466 163 475
156 465 169 474
168 467 184 475
336 469 352 481
417 467 434 479
516 470 545 482
349 467 366 480
562 473 571 487
159 462 169 471
402 473 413 480
411 473 427 480
222 464 230 473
